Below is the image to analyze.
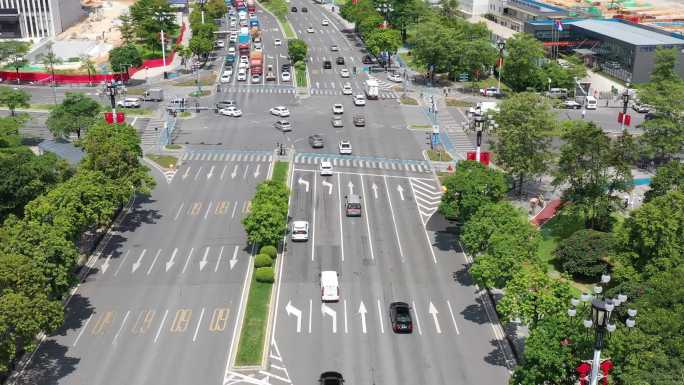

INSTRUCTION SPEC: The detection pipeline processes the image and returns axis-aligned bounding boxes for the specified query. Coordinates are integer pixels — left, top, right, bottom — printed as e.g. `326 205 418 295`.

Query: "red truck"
250 51 263 75
247 0 255 13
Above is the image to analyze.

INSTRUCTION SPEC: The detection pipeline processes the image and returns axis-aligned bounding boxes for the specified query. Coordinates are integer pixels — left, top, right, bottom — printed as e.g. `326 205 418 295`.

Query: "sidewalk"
320 4 355 30
131 15 191 81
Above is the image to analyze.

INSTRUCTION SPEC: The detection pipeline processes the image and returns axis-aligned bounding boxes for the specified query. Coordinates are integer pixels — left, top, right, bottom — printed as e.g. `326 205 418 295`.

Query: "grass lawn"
272 161 288 183
147 154 178 169
295 67 307 87
410 124 432 130
165 144 182 150
178 111 192 118
426 149 453 162
446 98 474 108
188 90 211 97
173 74 216 87
400 96 418 105
125 88 146 95
235 280 273 366
281 19 295 39
118 107 153 116
28 103 56 110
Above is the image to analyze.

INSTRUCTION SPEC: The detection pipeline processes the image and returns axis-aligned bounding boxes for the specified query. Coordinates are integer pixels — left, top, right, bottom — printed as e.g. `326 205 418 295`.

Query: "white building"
458 0 491 18
0 0 85 39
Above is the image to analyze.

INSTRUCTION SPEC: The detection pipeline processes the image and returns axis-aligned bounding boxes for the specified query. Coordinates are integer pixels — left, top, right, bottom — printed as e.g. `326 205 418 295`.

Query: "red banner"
466 151 491 166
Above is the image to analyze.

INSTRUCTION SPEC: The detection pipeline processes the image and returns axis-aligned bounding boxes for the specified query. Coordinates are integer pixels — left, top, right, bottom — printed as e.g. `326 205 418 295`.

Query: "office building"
0 0 85 39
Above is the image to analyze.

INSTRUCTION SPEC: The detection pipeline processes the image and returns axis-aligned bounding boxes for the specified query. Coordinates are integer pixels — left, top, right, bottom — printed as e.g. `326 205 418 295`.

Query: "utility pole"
497 40 505 92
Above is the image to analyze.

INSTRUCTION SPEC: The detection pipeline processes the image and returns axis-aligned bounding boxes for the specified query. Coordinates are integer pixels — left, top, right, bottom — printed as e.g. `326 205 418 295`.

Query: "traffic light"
179 98 185 112
195 102 200 113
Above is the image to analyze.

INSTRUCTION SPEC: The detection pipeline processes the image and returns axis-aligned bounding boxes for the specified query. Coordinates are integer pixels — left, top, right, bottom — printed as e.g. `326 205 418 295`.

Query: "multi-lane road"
10 2 513 385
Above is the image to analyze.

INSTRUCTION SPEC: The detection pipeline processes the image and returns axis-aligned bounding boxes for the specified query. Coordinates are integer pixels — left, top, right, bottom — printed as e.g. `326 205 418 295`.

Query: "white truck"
364 79 379 100
143 88 164 102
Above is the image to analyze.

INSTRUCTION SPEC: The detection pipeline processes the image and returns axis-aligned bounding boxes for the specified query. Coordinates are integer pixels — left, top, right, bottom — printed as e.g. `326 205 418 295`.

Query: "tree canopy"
46 93 102 139
0 87 30 116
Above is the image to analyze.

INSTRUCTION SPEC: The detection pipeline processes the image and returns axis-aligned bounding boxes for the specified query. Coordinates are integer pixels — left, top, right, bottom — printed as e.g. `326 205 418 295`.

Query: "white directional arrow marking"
298 177 310 192
229 245 239 270
286 300 302 333
397 184 405 201
182 167 191 179
371 183 378 199
230 164 238 179
131 249 146 273
358 301 368 334
322 180 333 195
316 81 320 88
206 165 215 179
321 303 337 334
347 181 354 195
429 301 442 334
199 247 210 271
165 248 178 272
253 164 261 179
100 254 112 274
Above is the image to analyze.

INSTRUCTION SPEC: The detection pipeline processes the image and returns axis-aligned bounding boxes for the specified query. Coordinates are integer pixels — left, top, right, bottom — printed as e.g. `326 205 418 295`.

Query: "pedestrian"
581 109 586 119
445 88 449 97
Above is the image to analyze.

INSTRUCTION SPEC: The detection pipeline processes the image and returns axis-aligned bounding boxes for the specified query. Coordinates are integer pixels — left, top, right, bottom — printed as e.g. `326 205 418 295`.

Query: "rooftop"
570 19 684 46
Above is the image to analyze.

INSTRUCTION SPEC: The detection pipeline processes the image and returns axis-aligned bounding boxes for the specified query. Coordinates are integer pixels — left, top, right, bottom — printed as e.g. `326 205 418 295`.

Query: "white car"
274 39 282 46
274 119 292 132
254 42 262 51
291 221 309 241
251 74 261 83
338 140 352 155
219 106 242 117
281 71 291 82
332 103 344 114
229 34 237 43
320 160 333 176
307 27 315 33
322 19 329 26
237 70 247 81
117 97 141 108
270 106 290 117
480 87 499 97
388 72 402 83
240 55 249 64
562 100 582 109
228 47 236 55
238 61 248 70
340 68 350 78
330 45 339 52
215 40 225 48
320 271 339 302
353 94 366 106
220 70 232 83
342 83 353 95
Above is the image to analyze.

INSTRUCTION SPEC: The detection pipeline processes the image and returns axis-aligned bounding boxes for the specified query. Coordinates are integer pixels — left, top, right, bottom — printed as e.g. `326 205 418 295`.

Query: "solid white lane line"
311 172 317 261
232 200 238 218
193 308 206 342
377 299 384 334
113 250 130 277
174 203 185 221
384 176 404 263
111 310 130 345
181 248 195 274
72 314 93 347
146 249 162 275
412 300 423 335
360 176 375 260
154 309 169 343
337 173 345 261
344 300 348 334
204 201 213 219
309 299 313 334
215 246 225 272
446 300 461 335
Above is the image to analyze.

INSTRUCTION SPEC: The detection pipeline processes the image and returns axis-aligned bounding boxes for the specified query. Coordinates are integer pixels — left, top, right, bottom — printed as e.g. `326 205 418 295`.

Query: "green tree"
242 201 288 246
650 47 679 83
364 28 401 59
542 58 587 91
553 120 632 230
644 160 684 202
178 45 193 69
39 43 62 87
205 0 228 20
79 55 97 86
0 217 79 299
0 86 30 116
46 93 102 139
0 115 23 148
109 44 143 74
80 121 156 195
0 150 71 221
498 266 573 327
118 12 136 45
0 41 30 61
438 160 508 222
388 0 428 41
460 201 527 255
491 92 554 195
502 33 545 92
129 0 177 51
439 0 460 19
408 20 456 76
189 34 214 60
469 226 540 289
555 229 613 280
639 116 684 164
192 22 217 40
457 38 498 81
617 191 684 277
287 39 308 63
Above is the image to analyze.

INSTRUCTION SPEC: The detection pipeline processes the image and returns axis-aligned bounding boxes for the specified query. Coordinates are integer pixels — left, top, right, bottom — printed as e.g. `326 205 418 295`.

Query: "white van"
585 96 597 110
320 271 339 302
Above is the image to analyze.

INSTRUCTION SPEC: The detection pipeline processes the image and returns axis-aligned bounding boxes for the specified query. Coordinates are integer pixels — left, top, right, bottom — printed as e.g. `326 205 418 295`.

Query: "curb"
228 246 257 368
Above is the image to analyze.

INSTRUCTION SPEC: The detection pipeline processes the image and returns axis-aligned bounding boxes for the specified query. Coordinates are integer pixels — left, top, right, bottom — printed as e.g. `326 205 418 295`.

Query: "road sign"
459 72 469 82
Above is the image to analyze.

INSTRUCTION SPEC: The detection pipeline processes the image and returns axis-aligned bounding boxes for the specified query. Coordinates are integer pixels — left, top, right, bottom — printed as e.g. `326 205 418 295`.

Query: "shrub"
254 254 273 268
255 267 275 283
555 229 613 280
260 245 278 259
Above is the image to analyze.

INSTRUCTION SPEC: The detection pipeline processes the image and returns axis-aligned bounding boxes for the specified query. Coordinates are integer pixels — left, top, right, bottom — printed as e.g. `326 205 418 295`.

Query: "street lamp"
567 274 637 385
198 0 206 24
470 113 498 162
496 40 505 92
105 81 118 115
620 80 631 131
154 10 173 79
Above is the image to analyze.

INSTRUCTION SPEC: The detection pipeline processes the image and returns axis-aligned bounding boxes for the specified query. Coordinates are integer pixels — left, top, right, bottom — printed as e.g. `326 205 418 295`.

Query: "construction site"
544 0 684 34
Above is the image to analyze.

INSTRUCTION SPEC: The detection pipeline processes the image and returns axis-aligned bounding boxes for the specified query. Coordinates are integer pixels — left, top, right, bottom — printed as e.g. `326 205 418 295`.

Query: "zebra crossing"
294 152 432 173
221 86 296 94
310 88 398 99
435 98 475 156
181 149 273 163
368 75 399 91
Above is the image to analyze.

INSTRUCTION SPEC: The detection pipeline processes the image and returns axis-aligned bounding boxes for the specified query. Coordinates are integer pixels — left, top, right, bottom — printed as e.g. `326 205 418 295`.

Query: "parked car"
309 134 324 148
270 106 290 117
389 302 413 333
218 106 242 117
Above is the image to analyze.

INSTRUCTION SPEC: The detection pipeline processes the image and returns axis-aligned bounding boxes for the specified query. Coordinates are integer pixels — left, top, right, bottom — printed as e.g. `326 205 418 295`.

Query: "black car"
323 60 332 69
319 371 344 385
389 302 413 333
309 134 325 148
362 54 377 64
301 7 308 12
336 56 345 65
281 63 291 72
216 100 237 109
290 6 297 12
353 114 365 127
